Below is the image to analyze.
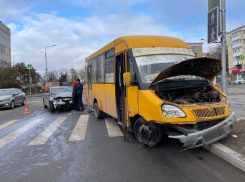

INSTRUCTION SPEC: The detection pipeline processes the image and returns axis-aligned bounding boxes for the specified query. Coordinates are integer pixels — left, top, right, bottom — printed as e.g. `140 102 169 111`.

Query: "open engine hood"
149 57 222 86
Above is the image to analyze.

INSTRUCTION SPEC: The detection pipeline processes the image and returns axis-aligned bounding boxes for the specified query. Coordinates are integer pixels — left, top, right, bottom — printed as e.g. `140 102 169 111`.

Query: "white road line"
0 118 44 149
0 120 19 130
105 117 123 137
28 117 66 146
69 115 89 141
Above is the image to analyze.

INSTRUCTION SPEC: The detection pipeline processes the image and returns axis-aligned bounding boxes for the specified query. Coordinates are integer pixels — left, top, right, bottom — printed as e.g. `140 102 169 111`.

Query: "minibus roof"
85 35 190 61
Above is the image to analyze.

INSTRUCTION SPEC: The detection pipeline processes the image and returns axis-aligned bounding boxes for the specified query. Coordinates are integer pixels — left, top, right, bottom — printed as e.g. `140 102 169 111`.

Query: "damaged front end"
149 57 236 149
51 96 72 111
166 112 236 149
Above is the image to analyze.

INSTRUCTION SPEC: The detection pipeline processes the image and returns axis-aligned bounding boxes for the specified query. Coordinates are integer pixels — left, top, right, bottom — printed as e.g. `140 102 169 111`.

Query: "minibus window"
135 55 198 83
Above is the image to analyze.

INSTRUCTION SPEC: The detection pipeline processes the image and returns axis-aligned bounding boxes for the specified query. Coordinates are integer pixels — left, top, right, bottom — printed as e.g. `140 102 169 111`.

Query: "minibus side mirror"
123 72 131 87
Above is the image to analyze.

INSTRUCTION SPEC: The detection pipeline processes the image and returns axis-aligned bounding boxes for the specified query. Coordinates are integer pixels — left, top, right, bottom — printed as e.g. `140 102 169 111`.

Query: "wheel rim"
43 100 45 107
24 99 26 105
138 123 152 141
12 101 14 108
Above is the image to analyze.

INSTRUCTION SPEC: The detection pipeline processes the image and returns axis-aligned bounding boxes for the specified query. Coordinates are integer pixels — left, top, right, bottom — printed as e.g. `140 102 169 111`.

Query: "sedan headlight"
225 98 231 112
162 105 186 118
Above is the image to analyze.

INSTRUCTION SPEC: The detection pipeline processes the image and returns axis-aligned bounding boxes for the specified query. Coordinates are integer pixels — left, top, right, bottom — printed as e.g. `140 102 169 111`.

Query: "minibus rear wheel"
134 118 162 147
94 101 103 119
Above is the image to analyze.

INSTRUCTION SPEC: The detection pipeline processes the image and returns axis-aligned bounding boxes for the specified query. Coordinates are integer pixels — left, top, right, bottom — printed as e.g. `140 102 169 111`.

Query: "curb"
203 142 245 172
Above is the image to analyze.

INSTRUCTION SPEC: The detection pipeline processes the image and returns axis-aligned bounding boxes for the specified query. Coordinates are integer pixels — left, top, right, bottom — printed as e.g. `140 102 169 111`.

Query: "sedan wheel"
21 98 26 106
49 101 54 112
11 101 15 109
43 99 47 108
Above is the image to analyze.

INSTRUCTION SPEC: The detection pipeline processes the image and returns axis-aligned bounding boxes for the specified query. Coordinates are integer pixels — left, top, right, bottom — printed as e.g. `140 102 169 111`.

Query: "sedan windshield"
0 90 13 96
51 88 72 93
135 54 204 83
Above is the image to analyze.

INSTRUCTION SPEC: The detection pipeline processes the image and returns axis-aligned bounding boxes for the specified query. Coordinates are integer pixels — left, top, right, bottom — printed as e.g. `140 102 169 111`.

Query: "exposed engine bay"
156 86 221 104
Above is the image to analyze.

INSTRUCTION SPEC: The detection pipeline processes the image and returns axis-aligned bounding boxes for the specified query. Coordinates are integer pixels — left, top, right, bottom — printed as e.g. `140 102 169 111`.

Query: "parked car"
0 88 26 109
43 86 73 112
232 80 245 84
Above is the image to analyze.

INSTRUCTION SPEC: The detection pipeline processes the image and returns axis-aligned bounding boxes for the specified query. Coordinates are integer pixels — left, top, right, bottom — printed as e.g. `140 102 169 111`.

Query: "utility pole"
45 51 48 82
29 69 31 95
221 0 227 94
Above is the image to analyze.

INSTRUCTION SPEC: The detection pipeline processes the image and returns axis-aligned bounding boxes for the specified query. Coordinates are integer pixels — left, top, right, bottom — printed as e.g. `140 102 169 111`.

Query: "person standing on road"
72 81 78 112
76 78 84 111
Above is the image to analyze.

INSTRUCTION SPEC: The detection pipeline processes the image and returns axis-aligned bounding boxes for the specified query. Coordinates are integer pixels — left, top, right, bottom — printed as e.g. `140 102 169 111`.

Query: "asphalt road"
226 84 245 119
0 95 245 182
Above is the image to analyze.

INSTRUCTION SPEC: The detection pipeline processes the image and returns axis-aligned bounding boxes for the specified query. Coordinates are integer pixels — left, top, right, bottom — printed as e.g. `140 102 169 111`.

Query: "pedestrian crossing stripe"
28 117 66 146
0 115 123 149
105 118 123 137
0 118 44 149
69 115 89 141
0 120 19 130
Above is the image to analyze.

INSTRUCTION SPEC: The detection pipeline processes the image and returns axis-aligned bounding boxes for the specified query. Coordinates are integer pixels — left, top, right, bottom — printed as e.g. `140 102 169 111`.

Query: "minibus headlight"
162 105 186 118
225 98 231 112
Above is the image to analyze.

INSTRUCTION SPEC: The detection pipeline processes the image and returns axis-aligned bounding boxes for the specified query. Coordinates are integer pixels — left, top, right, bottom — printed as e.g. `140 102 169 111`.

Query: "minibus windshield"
135 55 204 83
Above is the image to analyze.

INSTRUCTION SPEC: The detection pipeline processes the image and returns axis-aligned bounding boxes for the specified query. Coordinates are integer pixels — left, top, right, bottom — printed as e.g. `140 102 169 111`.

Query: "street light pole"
42 45 56 82
221 0 227 94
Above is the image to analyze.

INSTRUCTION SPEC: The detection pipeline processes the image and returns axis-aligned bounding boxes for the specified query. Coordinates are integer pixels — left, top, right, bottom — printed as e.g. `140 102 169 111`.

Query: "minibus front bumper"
169 111 236 149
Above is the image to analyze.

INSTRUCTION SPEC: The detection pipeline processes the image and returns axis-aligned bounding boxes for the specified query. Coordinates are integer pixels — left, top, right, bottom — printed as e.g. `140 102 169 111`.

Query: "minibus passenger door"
115 53 126 131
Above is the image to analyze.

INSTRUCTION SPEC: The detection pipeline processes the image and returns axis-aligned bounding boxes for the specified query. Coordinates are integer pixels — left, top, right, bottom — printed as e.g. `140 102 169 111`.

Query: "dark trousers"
77 96 84 111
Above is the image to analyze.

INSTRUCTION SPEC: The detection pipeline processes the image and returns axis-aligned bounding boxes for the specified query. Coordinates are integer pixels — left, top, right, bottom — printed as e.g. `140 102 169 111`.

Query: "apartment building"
227 25 245 82
187 43 203 57
0 21 11 68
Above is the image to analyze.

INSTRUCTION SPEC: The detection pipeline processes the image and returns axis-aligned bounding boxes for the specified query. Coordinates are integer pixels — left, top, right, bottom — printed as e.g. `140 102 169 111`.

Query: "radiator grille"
192 106 225 118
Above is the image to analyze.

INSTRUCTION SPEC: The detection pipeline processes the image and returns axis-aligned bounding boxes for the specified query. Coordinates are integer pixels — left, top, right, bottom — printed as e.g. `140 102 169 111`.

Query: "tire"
49 101 54 112
21 98 26 106
134 117 162 147
94 102 103 119
43 99 47 108
11 101 15 109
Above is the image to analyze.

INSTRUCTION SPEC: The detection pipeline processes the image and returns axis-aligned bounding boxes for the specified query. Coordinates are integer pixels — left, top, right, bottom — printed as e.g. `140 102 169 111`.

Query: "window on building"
0 60 4 68
97 53 105 83
243 30 245 34
192 46 197 50
0 45 4 53
243 39 245 44
194 53 197 57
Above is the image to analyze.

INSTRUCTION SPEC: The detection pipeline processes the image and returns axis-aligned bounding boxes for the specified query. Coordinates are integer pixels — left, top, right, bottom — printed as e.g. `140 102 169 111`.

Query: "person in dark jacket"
72 81 78 112
76 78 84 111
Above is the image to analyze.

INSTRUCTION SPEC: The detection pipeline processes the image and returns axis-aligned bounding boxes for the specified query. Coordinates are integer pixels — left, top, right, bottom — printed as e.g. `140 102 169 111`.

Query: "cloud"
0 0 29 22
9 12 173 76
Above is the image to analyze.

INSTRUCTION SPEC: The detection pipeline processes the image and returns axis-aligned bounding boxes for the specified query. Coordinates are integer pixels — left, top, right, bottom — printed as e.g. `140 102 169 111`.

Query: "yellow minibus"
85 35 236 149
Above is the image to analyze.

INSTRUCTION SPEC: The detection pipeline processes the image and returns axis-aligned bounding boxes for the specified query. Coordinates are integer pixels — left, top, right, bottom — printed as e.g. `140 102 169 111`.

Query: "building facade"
187 43 203 57
0 21 11 68
227 25 245 82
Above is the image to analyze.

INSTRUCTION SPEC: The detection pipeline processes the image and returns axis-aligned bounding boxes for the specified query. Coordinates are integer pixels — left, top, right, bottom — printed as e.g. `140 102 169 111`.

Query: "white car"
232 80 245 84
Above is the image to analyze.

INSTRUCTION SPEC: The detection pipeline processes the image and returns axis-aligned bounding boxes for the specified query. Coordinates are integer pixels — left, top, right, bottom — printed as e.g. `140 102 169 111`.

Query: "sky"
0 0 244 76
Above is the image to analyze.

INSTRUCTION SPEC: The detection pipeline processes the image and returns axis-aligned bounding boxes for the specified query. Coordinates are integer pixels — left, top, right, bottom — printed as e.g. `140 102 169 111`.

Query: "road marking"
105 117 123 137
28 117 66 145
69 115 89 141
0 118 44 149
0 120 19 130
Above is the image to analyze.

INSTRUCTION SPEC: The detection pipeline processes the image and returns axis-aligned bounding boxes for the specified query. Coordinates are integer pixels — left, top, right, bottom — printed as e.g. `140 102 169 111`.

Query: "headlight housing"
225 98 231 112
3 98 11 102
162 105 186 118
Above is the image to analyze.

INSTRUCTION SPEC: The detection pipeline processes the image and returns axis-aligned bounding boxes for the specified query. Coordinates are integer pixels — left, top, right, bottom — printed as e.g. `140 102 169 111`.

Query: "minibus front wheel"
134 118 162 147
